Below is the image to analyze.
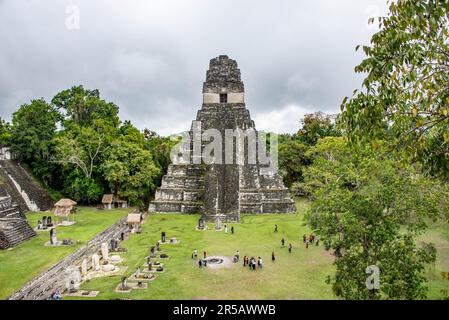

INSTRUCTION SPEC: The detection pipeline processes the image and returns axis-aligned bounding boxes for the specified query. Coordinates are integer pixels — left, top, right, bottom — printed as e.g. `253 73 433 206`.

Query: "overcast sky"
0 0 389 135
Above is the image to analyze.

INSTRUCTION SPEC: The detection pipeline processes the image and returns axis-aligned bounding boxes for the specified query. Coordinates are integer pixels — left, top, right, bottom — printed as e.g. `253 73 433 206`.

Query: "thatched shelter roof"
102 194 113 204
126 213 141 224
53 198 77 217
54 199 77 207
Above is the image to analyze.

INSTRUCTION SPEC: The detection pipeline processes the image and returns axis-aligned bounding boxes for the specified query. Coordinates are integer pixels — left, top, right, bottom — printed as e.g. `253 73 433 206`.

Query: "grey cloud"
0 0 388 135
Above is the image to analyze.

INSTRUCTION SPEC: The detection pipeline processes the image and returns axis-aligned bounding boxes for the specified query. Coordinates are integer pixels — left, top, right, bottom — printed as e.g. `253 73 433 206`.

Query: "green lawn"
70 200 335 300
68 199 449 300
421 220 449 299
2 200 448 300
0 207 129 299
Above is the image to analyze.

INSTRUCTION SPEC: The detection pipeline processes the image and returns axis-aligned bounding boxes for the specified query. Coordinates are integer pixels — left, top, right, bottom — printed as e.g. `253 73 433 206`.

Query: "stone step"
149 201 203 213
0 160 53 211
0 218 37 248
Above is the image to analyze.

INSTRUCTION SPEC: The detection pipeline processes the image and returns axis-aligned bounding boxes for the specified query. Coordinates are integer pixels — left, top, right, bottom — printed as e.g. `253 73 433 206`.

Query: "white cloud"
253 104 312 134
0 0 389 134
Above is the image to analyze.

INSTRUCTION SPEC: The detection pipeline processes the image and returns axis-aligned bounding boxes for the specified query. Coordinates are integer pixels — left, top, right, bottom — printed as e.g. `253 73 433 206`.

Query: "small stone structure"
101 194 128 210
102 194 113 210
149 55 296 221
126 212 142 233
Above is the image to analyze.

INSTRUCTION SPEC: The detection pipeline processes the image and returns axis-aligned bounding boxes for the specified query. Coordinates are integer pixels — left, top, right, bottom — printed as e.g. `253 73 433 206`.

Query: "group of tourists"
277 226 320 253
198 258 208 268
280 237 294 253
303 234 319 248
191 249 209 259
191 225 322 271
243 256 263 270
224 224 235 234
191 249 209 268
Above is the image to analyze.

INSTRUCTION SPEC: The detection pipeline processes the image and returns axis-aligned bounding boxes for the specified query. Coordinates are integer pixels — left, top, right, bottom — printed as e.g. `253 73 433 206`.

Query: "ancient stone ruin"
0 187 36 249
0 158 53 212
149 55 296 221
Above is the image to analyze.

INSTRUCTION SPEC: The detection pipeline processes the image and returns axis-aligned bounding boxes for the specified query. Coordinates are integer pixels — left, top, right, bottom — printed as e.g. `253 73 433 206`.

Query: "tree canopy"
6 86 167 206
340 0 449 180
304 137 448 299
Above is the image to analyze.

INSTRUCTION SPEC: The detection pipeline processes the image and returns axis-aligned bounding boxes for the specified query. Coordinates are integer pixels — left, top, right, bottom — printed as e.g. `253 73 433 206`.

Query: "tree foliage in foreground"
304 137 448 299
340 0 449 180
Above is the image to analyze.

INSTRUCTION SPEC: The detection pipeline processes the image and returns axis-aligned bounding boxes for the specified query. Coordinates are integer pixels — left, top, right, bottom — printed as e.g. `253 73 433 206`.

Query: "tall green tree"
303 137 448 299
53 125 107 179
340 0 449 179
102 136 160 209
9 99 62 186
50 85 123 203
52 85 120 128
278 134 309 188
10 99 61 163
0 117 11 148
298 112 339 146
145 129 180 185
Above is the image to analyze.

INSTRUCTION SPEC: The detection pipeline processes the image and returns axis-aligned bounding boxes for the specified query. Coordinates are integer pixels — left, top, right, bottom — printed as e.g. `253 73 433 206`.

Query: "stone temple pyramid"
149 55 296 221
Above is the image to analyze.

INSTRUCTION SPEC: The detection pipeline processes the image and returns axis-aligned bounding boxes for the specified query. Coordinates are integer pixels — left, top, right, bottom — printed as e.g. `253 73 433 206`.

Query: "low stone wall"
7 216 129 300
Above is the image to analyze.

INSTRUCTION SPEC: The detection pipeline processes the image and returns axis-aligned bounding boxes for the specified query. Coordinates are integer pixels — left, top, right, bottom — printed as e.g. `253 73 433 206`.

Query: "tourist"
224 224 228 233
281 237 285 247
52 289 62 300
272 251 275 263
258 257 263 269
243 255 247 267
231 226 234 234
303 234 307 243
198 259 203 268
236 250 240 261
316 239 320 246
252 258 256 270
288 243 292 254
274 224 278 233
306 241 309 249
203 251 207 259
193 249 198 259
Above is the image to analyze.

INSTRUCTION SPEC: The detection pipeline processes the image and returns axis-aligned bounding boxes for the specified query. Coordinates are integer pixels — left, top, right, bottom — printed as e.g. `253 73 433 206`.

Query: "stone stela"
149 55 296 222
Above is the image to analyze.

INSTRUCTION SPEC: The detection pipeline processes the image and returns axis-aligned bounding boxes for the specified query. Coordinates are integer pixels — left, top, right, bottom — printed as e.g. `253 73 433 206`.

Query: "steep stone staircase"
0 217 37 249
0 160 53 212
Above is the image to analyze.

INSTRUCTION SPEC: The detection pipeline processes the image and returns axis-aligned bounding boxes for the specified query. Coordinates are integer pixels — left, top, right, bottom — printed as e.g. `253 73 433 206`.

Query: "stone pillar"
101 242 109 261
81 258 88 276
92 254 100 271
